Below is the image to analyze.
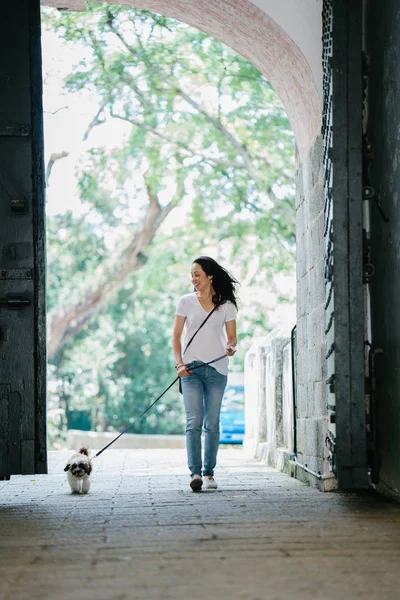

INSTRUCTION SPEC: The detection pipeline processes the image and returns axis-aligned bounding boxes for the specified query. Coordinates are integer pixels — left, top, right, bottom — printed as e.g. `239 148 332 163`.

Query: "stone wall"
281 339 294 452
294 134 330 481
244 331 294 472
67 430 186 450
244 135 335 489
244 337 269 457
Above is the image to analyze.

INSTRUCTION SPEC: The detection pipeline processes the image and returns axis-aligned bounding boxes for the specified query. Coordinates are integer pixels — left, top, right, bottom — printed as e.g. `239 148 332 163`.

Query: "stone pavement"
1 448 400 600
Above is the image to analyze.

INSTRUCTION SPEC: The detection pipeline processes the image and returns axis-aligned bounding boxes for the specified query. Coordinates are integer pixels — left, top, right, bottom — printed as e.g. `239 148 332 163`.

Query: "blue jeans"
180 361 227 477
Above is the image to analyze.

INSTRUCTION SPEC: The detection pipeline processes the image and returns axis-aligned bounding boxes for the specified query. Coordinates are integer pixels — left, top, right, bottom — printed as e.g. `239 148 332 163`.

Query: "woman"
172 256 238 492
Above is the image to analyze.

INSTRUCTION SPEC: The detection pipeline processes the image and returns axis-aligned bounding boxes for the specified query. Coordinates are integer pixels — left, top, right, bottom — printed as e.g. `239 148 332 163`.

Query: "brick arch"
105 0 321 158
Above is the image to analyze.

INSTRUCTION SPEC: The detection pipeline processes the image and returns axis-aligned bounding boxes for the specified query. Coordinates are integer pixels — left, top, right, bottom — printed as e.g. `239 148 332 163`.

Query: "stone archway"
44 0 322 158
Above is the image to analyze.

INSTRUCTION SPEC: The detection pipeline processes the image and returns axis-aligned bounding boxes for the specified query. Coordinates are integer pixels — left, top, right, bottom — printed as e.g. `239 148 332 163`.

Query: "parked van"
220 372 245 444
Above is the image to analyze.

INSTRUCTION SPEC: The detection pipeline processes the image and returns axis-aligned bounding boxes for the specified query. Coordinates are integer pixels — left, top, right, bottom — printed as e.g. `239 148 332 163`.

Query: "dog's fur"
64 446 92 494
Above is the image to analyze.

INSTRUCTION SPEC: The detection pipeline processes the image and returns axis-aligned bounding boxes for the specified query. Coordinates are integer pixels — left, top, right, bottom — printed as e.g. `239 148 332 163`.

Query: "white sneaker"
203 476 218 490
190 474 203 492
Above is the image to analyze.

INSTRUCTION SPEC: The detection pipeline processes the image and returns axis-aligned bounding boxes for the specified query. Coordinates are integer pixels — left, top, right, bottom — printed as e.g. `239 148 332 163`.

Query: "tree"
43 4 295 360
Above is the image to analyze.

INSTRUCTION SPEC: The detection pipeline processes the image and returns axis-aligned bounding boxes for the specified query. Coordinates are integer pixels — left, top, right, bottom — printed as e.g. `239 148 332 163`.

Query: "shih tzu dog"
64 446 92 494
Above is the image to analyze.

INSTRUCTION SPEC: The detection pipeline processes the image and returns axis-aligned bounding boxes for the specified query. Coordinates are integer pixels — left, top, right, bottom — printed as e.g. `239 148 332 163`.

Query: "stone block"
300 134 322 192
310 210 325 269
295 166 304 209
307 179 324 223
296 417 327 462
313 380 326 418
306 311 315 349
296 316 305 351
296 350 307 386
312 303 325 349
294 453 325 480
296 199 307 238
314 258 326 306
312 344 324 382
320 341 327 381
316 417 329 458
297 268 313 320
300 346 322 385
282 341 294 451
296 382 308 418
309 133 323 176
296 418 314 457
296 275 308 318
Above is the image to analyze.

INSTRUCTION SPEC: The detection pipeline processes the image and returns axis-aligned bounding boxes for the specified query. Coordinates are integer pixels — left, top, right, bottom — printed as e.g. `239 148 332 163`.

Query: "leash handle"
92 354 227 459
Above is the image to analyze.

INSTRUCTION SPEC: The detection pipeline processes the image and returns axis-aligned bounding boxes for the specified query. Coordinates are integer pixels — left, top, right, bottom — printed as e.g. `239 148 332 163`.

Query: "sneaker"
190 474 203 492
203 476 218 490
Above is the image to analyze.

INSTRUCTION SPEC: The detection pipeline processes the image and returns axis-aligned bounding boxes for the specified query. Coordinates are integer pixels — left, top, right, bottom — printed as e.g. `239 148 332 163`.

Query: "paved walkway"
1 448 400 600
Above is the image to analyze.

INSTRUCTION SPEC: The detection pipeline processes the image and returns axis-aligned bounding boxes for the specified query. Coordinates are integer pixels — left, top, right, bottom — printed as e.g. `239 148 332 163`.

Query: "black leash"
93 354 227 459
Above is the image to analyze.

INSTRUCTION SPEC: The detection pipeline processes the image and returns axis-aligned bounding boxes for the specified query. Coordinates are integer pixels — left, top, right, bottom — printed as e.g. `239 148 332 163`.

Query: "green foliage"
43 3 296 444
43 3 295 234
46 211 108 311
50 284 184 435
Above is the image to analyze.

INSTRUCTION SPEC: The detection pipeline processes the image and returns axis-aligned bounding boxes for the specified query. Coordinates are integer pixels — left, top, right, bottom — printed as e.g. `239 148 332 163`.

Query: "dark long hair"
193 256 239 310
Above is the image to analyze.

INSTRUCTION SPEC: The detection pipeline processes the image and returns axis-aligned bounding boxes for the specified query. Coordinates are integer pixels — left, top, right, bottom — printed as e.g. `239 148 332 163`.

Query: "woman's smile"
191 263 212 292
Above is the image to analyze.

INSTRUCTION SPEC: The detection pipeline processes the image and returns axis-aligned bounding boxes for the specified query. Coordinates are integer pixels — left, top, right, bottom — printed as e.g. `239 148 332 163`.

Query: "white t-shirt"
175 293 237 375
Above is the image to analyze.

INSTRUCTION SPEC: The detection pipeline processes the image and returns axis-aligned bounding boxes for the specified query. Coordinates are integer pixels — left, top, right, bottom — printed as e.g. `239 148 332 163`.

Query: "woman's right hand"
177 364 192 377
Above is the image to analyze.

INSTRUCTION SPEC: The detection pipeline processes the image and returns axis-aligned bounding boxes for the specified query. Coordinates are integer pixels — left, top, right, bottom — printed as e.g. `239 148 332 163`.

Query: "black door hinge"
0 295 31 309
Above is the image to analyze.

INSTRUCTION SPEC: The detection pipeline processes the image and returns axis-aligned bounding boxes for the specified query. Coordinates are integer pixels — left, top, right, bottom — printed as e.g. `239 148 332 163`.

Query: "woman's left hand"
226 344 236 356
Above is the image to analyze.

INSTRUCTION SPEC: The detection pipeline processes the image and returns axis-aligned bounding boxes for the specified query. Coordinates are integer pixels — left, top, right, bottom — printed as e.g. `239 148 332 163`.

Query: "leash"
93 354 227 459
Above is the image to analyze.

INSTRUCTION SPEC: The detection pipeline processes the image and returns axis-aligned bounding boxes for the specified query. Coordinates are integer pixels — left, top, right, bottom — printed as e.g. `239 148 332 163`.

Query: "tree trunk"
47 182 175 360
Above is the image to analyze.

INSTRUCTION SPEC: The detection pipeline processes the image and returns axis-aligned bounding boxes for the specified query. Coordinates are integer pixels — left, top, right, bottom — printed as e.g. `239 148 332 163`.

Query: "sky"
42 25 127 217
